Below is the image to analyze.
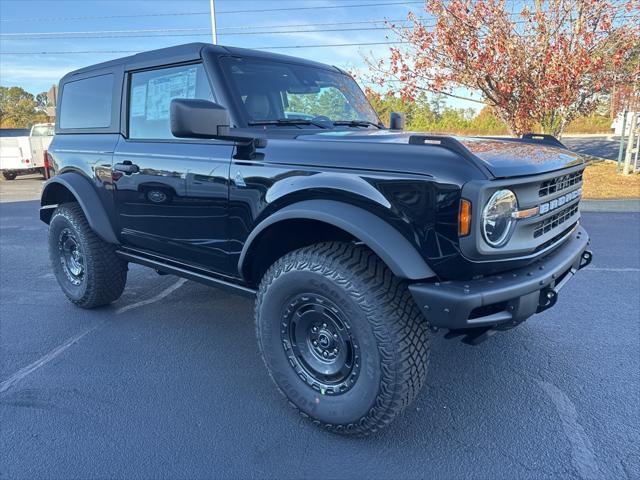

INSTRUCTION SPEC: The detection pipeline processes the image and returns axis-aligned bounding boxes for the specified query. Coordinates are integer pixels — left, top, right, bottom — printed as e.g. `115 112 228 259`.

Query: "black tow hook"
537 249 592 314
579 250 593 270
537 288 558 313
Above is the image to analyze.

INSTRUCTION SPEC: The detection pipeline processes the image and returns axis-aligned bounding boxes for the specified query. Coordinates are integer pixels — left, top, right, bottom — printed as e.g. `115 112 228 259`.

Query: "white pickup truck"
0 123 54 180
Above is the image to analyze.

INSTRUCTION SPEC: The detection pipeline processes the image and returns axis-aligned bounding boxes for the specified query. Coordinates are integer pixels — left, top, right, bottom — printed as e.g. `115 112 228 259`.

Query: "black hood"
296 130 583 178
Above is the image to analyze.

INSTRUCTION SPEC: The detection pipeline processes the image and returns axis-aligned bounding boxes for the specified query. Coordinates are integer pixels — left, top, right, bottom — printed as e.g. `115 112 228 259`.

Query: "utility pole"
209 0 217 44
622 112 637 175
617 109 628 172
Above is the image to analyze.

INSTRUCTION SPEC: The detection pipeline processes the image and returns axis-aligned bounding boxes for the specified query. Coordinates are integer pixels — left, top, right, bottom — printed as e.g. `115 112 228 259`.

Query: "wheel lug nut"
313 341 318 346
333 348 338 354
312 326 318 332
323 351 328 357
322 323 327 328
333 333 338 339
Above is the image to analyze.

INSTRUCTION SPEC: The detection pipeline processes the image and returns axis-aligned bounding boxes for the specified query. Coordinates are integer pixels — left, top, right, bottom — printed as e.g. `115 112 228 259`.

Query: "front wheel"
48 203 128 308
2 171 17 181
255 242 429 435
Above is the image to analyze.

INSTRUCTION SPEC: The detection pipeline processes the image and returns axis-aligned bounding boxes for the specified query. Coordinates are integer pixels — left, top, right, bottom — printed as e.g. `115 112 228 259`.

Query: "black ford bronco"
42 43 592 435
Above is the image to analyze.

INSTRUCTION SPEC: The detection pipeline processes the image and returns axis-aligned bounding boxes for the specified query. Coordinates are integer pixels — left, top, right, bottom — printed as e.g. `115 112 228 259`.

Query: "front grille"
533 203 579 238
539 171 583 197
534 222 577 252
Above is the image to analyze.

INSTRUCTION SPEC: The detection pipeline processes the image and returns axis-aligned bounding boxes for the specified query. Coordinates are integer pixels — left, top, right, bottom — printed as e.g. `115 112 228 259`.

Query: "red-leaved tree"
367 0 639 136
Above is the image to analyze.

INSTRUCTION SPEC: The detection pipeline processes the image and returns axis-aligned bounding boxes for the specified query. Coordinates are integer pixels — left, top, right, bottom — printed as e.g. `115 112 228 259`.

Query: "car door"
112 62 235 274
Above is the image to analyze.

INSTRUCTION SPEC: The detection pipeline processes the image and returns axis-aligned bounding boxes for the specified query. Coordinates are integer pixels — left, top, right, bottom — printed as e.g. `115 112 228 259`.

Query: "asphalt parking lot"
561 136 621 161
1 153 639 478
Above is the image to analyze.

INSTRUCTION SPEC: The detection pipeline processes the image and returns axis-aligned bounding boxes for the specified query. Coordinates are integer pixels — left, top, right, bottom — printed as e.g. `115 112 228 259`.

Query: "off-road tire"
2 171 17 181
48 202 127 308
255 242 429 435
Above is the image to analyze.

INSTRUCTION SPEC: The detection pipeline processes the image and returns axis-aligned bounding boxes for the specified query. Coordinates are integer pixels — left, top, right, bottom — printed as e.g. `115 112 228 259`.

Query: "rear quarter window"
31 125 55 136
59 74 114 129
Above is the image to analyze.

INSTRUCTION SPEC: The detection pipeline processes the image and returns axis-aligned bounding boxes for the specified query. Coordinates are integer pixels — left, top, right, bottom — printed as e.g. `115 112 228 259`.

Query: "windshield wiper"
248 119 329 129
333 120 383 129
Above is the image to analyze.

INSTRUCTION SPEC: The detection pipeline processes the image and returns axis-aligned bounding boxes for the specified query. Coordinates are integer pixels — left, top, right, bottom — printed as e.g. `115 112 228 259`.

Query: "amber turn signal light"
459 199 472 237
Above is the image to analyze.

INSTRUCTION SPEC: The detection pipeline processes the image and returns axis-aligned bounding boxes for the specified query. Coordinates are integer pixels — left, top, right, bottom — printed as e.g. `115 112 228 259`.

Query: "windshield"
220 56 380 126
31 125 54 136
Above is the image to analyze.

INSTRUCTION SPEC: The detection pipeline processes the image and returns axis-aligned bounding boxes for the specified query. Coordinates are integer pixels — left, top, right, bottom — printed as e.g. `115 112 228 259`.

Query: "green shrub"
367 93 612 136
565 114 612 134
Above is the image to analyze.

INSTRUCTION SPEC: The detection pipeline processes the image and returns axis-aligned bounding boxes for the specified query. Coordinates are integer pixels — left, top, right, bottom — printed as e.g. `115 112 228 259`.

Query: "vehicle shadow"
128 278 577 478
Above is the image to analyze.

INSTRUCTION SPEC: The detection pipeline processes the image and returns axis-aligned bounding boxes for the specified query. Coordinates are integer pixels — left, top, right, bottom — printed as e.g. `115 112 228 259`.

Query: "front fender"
40 173 119 244
239 199 436 280
264 172 393 209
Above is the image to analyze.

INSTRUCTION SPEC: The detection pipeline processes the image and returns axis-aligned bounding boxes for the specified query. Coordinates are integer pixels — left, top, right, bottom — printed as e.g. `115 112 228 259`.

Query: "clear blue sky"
0 0 482 110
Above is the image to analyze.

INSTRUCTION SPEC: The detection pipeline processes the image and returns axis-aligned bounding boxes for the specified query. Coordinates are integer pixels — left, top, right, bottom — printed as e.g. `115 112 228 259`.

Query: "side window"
59 74 114 129
128 63 215 140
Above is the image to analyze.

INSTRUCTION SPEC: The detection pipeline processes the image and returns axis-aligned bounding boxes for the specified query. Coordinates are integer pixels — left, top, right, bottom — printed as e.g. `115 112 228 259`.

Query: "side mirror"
170 98 230 139
170 98 267 151
389 112 406 130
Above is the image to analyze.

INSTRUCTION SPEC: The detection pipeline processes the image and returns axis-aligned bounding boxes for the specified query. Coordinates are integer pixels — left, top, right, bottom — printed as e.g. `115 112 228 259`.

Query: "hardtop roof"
62 43 342 81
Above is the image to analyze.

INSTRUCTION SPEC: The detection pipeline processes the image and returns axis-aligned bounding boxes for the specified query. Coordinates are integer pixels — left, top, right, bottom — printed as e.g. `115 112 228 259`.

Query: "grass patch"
582 162 640 199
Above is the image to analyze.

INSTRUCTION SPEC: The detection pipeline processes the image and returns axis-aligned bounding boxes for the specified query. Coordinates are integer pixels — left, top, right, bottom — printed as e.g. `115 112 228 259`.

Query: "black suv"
41 43 592 435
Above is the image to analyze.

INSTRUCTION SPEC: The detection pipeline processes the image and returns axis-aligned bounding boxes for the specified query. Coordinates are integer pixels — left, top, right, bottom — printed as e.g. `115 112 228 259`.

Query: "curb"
561 134 619 139
581 199 640 213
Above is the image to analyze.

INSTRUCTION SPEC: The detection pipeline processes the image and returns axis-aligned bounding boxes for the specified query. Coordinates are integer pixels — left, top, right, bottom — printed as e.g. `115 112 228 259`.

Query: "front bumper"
409 225 591 330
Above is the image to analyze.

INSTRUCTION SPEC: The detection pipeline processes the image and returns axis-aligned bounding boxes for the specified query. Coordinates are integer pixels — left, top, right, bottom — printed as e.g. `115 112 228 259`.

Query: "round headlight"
482 189 517 247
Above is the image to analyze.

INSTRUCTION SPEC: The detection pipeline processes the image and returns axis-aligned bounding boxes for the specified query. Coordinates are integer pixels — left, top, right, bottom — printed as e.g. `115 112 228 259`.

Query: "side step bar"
116 250 257 298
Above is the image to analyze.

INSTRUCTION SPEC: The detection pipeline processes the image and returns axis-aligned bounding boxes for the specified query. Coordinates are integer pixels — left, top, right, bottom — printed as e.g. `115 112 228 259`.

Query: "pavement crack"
115 277 187 314
535 379 603 480
0 323 104 395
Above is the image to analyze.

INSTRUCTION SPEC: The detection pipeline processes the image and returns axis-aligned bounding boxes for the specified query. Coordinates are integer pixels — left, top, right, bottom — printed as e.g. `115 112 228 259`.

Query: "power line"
3 19 626 55
3 14 633 41
218 0 425 13
0 1 425 23
261 41 410 50
2 0 630 23
0 27 394 40
0 19 422 38
0 41 410 55
0 27 209 37
2 6 631 37
217 17 424 31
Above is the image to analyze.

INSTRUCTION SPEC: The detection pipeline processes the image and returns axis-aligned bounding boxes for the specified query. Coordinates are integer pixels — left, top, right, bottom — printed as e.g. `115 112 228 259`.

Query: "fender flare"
40 172 119 244
239 199 436 280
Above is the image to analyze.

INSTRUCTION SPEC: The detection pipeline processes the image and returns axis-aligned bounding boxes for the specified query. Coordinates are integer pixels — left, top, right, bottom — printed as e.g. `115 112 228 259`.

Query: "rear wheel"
255 242 429 435
48 203 128 308
2 171 17 181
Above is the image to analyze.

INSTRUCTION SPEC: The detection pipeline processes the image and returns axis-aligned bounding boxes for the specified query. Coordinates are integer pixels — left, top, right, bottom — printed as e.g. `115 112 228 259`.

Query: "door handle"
114 161 139 174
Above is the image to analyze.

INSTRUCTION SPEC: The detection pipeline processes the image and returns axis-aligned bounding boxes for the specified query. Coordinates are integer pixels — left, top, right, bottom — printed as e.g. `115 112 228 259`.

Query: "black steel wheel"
2 171 17 181
256 242 429 435
58 228 85 286
48 202 128 308
282 293 360 395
